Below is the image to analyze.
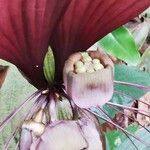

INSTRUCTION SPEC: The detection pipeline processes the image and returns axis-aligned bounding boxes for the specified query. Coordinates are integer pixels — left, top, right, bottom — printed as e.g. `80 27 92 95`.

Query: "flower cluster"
0 0 150 149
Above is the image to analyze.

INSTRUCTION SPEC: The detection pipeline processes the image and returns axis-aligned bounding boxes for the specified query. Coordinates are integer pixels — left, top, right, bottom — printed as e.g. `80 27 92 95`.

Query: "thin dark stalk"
0 90 41 133
107 105 150 134
106 102 150 117
114 80 150 91
114 91 150 107
85 108 150 147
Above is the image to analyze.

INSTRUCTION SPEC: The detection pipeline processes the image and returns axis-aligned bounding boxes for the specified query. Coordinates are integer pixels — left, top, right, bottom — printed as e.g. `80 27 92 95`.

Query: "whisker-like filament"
85 108 150 147
97 107 138 150
3 127 19 150
3 94 48 149
107 104 150 133
0 90 41 133
15 141 19 150
114 80 150 91
114 91 150 107
122 132 138 150
106 102 150 117
25 95 48 120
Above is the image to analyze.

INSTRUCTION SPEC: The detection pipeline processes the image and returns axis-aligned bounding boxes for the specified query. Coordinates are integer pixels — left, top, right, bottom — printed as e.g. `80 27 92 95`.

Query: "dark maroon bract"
0 0 150 88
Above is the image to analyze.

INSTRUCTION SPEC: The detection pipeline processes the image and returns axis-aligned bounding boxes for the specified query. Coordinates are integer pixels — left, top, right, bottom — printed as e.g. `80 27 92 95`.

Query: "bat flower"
0 0 150 149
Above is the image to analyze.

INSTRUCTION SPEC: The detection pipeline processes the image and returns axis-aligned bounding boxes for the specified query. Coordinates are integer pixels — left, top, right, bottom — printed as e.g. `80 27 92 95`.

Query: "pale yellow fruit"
94 63 104 71
74 61 84 69
84 61 92 66
92 59 100 64
82 56 92 63
75 66 86 73
84 61 93 70
86 68 95 73
81 52 89 57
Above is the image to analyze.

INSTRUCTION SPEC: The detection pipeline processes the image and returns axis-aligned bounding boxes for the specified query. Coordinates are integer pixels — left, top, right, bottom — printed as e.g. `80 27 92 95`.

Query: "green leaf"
98 26 140 65
0 59 36 148
138 47 150 73
43 47 55 84
132 22 150 50
114 64 150 98
105 123 139 150
103 64 150 119
141 7 150 18
116 126 150 150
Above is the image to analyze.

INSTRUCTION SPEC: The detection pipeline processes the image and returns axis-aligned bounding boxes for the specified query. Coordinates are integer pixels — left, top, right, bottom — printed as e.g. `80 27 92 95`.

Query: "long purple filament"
108 104 150 134
114 80 150 91
106 102 150 117
97 106 138 150
0 90 41 133
85 108 150 147
3 94 47 149
114 91 150 106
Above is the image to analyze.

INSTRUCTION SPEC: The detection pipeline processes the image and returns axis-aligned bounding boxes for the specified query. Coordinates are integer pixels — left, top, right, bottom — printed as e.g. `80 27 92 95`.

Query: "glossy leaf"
43 47 55 85
105 123 139 150
99 26 140 65
103 64 150 119
116 126 150 150
114 64 150 98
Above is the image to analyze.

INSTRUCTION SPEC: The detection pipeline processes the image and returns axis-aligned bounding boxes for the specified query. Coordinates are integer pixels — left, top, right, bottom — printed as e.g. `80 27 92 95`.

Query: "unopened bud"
56 98 73 120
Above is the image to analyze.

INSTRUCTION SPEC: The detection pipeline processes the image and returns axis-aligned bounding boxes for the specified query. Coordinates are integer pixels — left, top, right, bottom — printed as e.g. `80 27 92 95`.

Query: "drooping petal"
19 129 32 150
50 0 150 82
30 119 104 150
0 0 71 88
30 121 88 150
79 118 103 149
